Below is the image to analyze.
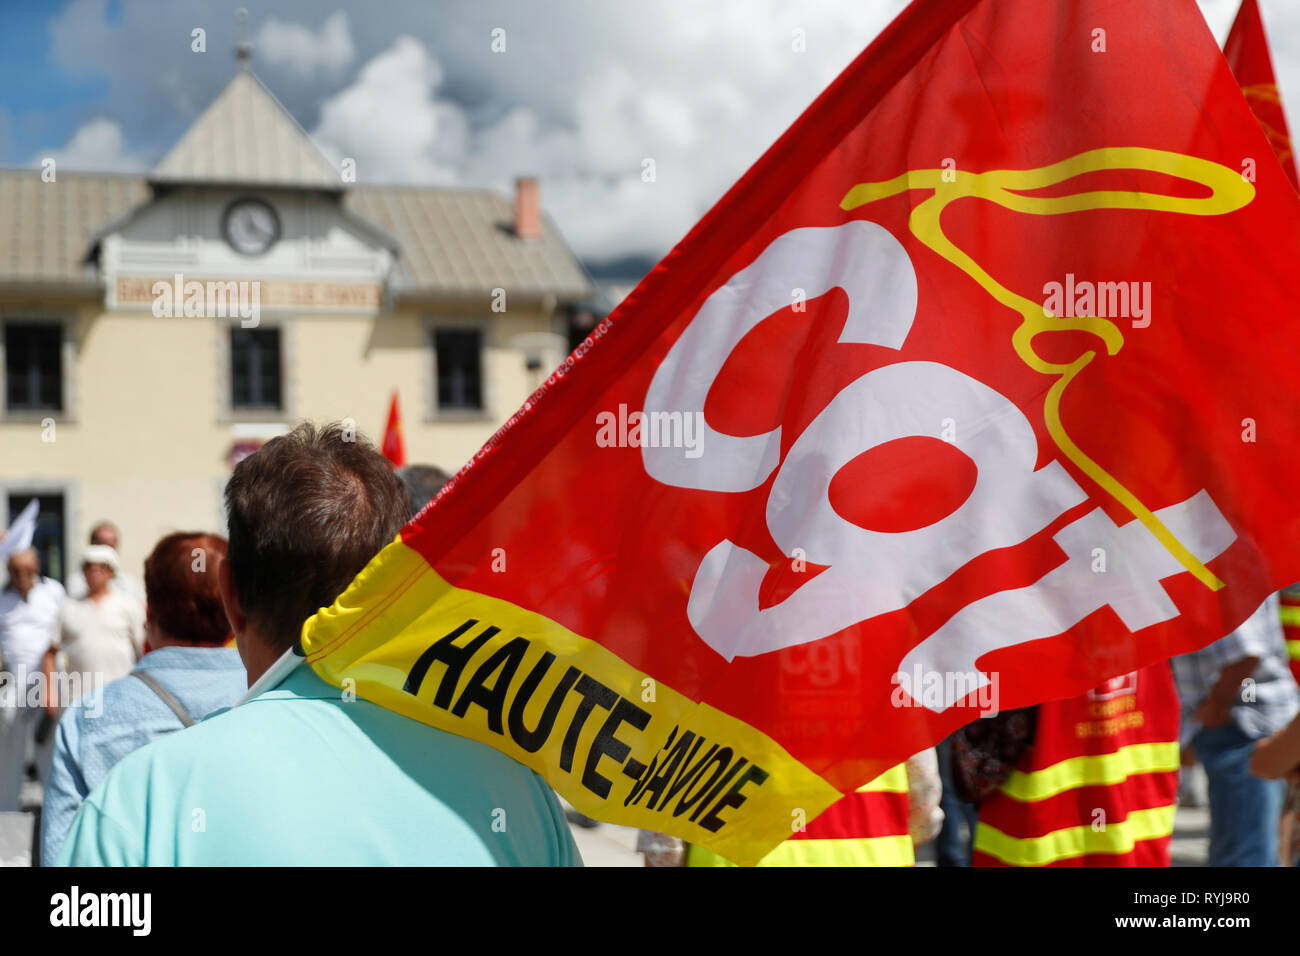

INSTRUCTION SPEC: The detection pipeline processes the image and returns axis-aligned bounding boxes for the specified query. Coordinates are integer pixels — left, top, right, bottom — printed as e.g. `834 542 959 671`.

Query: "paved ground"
565 810 643 867
1170 804 1211 867
5 776 1214 867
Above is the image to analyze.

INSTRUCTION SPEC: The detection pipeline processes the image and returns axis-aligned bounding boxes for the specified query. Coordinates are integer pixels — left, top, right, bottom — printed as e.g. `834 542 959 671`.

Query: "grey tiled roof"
0 170 591 300
0 170 148 286
346 186 593 300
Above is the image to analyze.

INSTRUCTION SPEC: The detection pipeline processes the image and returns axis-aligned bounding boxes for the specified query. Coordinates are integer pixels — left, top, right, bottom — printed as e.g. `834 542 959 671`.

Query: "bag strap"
131 671 195 728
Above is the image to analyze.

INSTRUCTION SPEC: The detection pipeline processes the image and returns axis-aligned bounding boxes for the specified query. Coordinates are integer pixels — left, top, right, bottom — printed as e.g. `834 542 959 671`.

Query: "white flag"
0 499 39 559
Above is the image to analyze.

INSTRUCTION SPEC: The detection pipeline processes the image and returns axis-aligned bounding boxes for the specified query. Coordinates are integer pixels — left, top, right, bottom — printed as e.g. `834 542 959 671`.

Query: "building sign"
113 276 383 312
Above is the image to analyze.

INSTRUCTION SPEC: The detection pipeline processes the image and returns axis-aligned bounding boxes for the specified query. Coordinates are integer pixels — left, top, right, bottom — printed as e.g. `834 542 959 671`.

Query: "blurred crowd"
0 435 473 866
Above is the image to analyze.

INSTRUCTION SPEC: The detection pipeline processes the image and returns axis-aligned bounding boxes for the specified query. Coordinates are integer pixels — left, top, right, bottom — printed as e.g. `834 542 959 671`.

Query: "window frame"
0 314 76 422
1 483 78 587
217 318 293 423
426 317 491 420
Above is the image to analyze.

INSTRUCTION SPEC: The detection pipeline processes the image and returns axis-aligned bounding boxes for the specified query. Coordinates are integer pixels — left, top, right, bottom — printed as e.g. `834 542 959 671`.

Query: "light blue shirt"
1171 594 1300 747
41 645 246 864
55 664 581 866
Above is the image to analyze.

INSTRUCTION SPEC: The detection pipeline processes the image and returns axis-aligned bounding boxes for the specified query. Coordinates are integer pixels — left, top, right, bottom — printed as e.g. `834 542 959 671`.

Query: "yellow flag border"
299 535 844 866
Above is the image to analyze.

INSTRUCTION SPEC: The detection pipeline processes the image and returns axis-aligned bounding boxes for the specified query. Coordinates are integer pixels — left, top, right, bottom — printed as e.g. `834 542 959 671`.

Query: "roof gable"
151 70 340 190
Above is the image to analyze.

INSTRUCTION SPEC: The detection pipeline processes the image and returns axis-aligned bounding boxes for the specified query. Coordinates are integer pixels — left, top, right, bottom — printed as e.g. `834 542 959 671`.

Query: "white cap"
81 544 120 571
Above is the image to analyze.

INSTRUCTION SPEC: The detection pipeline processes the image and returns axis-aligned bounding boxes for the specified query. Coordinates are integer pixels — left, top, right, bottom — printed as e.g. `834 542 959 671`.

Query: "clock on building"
222 197 280 255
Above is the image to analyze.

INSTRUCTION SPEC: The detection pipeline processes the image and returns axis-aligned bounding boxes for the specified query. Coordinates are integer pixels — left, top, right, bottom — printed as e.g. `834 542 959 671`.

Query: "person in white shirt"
65 522 145 604
0 549 66 810
47 545 145 697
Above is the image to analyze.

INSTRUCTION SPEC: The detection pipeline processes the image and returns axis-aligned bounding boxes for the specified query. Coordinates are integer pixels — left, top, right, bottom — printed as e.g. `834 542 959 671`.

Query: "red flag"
301 0 1300 863
381 391 405 467
1225 0 1299 190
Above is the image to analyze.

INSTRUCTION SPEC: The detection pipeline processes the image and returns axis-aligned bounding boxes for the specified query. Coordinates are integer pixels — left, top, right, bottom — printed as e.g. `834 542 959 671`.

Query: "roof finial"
234 7 252 68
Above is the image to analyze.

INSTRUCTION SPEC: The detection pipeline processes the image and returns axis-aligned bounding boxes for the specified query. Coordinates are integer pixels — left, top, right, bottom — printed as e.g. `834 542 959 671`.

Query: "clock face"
222 198 280 256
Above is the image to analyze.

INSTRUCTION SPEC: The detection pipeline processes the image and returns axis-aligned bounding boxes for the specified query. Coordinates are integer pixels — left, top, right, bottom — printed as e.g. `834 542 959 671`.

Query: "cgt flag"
295 0 1300 864
1224 0 1299 191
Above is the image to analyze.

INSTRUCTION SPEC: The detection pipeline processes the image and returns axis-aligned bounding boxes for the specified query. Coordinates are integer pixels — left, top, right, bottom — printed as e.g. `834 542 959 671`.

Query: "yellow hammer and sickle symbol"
1240 84 1294 167
841 147 1254 591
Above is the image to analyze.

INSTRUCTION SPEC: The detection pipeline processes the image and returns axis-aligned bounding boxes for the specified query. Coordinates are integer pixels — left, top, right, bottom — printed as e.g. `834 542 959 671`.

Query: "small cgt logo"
49 886 151 936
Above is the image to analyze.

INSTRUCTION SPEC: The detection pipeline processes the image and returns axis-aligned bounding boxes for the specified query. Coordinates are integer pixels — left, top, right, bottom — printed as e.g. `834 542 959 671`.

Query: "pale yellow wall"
1 305 230 579
285 304 559 469
0 300 561 581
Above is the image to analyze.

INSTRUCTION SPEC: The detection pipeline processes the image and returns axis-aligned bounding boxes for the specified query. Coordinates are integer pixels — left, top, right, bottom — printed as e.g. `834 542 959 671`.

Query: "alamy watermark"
151 273 261 327
595 403 704 458
1042 273 1151 328
50 886 150 936
0 669 104 717
890 664 1000 716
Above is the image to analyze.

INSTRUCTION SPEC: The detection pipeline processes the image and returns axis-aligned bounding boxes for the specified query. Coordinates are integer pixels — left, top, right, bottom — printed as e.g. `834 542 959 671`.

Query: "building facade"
0 65 595 585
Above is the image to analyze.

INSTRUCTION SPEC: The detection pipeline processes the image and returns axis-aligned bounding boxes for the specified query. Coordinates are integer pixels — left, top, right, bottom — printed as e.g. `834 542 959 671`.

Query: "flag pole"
234 644 305 706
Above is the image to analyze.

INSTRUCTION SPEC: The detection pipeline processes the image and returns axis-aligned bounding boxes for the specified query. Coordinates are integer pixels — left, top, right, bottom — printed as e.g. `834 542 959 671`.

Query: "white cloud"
255 12 355 78
312 36 465 184
307 4 914 258
1198 0 1242 42
31 118 142 172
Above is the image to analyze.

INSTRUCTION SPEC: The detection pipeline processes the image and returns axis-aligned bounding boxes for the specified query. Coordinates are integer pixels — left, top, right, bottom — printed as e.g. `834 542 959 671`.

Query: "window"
434 328 483 411
5 322 63 412
230 328 282 411
7 493 66 585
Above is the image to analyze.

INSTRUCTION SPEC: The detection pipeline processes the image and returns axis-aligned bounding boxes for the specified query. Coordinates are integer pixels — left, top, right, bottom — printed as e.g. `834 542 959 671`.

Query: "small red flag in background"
1225 0 1299 190
382 391 405 467
300 0 1300 864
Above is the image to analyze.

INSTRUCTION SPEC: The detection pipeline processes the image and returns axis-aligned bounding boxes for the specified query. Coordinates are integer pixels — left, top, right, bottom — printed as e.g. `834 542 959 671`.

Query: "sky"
0 0 1291 267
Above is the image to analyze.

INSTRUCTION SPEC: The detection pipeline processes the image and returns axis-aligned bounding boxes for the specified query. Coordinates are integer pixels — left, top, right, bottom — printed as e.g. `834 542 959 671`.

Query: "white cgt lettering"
689 361 1088 660
642 221 918 491
898 490 1236 711
644 220 1238 675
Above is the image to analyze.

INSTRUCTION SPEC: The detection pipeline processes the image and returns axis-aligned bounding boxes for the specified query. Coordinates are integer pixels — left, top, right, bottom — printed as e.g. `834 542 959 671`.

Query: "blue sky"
0 2 108 156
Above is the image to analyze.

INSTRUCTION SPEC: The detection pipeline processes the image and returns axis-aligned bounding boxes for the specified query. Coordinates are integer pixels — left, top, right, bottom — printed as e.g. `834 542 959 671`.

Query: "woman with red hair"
40 532 247 863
